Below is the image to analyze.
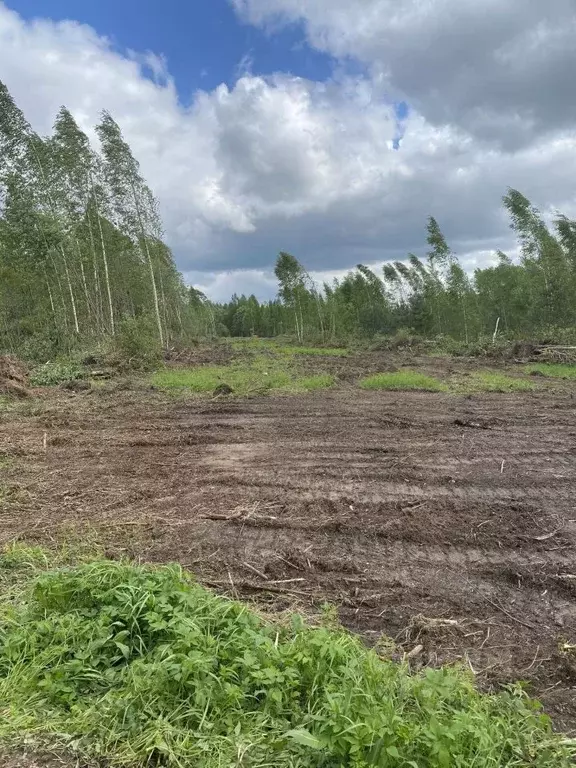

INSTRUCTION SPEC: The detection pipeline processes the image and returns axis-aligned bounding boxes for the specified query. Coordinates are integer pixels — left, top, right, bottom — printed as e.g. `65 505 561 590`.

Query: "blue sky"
1 0 575 300
8 0 335 101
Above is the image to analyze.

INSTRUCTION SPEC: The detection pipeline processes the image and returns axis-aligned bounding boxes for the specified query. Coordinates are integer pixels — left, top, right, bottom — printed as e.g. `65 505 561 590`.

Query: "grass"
464 372 535 393
152 361 334 396
276 345 348 357
0 395 24 414
525 363 576 379
297 374 335 391
0 452 13 470
0 546 573 768
360 370 447 391
229 338 348 357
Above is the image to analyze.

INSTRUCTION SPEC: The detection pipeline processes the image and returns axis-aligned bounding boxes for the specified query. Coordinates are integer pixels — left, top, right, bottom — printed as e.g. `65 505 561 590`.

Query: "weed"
0 543 48 571
0 554 572 767
464 372 535 392
361 371 447 391
30 362 84 387
525 363 576 379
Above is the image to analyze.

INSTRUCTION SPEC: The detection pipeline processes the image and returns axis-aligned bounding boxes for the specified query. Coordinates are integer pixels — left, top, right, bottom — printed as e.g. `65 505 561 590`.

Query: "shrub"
107 317 163 371
29 361 84 387
370 329 426 352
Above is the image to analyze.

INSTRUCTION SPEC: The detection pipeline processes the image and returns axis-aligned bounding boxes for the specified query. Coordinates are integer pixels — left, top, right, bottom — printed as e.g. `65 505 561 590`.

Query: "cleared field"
1 350 576 743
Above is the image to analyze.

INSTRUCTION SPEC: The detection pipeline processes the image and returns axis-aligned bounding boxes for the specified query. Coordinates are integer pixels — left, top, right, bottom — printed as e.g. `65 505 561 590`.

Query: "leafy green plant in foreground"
0 556 573 767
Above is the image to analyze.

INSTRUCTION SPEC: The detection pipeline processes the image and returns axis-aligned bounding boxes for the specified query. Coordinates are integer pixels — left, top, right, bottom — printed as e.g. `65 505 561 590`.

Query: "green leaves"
285 728 324 750
0 555 573 767
0 79 197 359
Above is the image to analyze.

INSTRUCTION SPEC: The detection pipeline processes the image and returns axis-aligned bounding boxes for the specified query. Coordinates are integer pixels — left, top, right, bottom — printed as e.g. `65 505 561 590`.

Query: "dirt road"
1 386 575 730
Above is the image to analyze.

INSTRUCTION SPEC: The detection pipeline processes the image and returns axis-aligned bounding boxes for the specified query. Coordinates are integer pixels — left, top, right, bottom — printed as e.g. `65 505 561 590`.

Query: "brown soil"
1 364 575 734
0 355 30 398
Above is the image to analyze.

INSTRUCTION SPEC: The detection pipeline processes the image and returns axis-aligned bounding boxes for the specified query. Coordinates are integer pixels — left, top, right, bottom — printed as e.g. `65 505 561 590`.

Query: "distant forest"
2 79 576 360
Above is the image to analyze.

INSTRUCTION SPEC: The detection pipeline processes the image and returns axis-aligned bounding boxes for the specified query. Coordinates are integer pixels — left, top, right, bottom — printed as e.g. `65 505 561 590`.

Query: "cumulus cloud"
1 1 576 300
232 0 576 148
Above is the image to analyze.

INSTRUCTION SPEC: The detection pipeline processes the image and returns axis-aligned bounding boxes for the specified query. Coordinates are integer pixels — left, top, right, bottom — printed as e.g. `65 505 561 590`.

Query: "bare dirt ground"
1 356 576 735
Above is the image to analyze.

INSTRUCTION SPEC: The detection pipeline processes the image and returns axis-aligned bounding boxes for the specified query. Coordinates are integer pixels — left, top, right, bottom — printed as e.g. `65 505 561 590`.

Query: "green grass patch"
465 371 535 392
0 551 573 767
152 364 291 393
297 374 335 391
361 370 447 391
276 345 348 357
152 362 334 396
525 363 576 379
229 338 348 357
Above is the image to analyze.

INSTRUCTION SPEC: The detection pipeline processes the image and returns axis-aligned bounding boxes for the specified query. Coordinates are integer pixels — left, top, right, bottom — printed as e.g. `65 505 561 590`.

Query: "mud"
1 378 575 732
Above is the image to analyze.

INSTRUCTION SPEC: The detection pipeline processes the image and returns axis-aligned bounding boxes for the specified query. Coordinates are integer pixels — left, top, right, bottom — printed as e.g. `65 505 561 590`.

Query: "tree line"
0 81 215 360
222 193 576 344
2 79 576 359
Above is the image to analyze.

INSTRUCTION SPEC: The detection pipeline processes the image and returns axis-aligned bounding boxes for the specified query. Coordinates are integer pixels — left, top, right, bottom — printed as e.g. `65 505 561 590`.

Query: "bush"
532 326 576 345
106 317 163 371
17 334 61 363
370 329 426 352
29 361 84 387
0 557 572 767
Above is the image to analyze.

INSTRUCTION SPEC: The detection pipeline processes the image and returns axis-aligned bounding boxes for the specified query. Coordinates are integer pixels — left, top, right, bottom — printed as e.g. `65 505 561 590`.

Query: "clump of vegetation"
152 359 334 396
0 553 573 767
230 338 348 357
370 330 427 352
153 363 291 393
361 371 447 391
297 374 335 391
525 363 576 379
276 345 348 357
430 334 518 359
105 316 164 371
29 361 84 387
465 371 535 392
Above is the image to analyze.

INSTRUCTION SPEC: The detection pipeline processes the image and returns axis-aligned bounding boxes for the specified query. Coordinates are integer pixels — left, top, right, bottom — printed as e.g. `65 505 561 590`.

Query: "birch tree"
96 112 164 346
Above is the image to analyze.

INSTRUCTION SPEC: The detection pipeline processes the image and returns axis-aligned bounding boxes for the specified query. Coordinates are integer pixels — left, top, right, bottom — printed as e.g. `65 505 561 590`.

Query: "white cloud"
184 269 279 303
232 0 576 148
1 1 576 301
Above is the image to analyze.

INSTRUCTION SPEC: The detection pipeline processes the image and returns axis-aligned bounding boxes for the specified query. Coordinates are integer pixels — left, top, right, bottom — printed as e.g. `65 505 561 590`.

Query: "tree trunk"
130 180 164 347
60 244 80 334
85 201 104 334
92 185 115 336
76 238 92 324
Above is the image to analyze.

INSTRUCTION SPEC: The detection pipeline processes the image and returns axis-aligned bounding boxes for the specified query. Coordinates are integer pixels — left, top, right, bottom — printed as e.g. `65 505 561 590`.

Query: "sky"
1 0 576 301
